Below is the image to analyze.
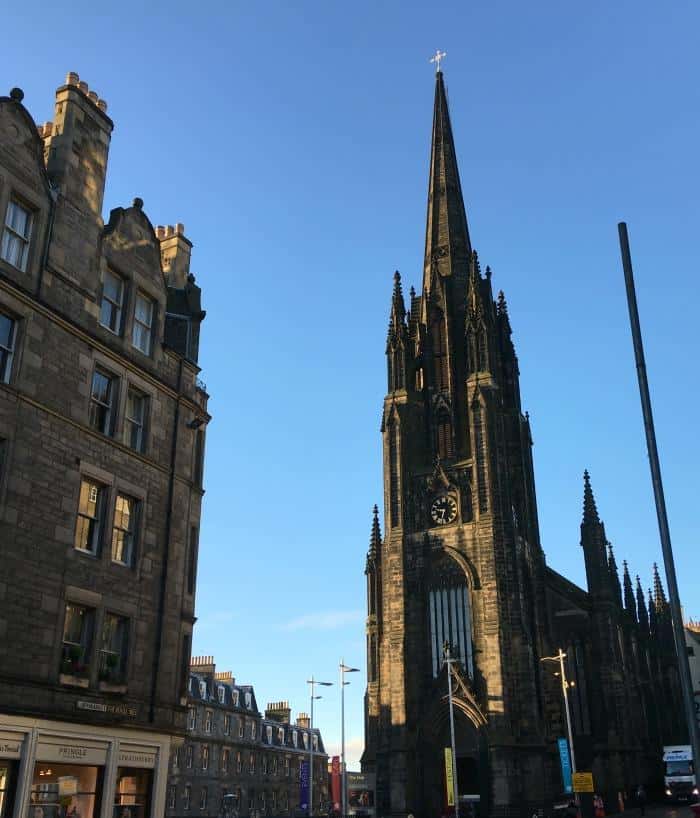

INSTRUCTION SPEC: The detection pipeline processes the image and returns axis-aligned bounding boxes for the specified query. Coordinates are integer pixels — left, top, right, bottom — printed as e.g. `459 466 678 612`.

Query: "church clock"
430 495 457 525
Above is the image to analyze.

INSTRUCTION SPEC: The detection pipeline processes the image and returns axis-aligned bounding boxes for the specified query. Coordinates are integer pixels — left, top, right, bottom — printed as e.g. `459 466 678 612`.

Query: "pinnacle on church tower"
423 68 472 292
366 504 381 572
653 562 667 608
636 575 649 631
623 561 636 620
608 543 622 607
582 469 600 524
389 271 406 327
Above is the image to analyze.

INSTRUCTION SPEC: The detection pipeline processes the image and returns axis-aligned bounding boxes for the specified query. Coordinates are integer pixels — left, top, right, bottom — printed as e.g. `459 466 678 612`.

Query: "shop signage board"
557 738 573 794
445 748 455 807
118 747 157 769
572 772 594 793
347 772 375 815
37 741 107 765
0 731 23 759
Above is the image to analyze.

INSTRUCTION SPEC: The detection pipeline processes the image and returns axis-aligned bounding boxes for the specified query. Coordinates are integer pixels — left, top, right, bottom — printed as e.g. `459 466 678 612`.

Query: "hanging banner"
558 737 573 794
300 759 310 812
445 747 455 807
331 756 341 812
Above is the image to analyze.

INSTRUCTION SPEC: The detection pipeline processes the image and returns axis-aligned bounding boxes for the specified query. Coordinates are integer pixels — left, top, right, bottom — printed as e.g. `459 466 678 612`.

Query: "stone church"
361 70 685 818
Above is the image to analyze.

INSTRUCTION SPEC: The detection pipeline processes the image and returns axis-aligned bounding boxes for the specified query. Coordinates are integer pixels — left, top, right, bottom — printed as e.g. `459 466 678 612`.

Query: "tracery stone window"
428 582 473 678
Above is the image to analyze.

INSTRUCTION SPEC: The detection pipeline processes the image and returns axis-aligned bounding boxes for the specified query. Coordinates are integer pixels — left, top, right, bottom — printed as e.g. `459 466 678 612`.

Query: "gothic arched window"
388 417 400 528
477 326 488 371
432 317 449 391
436 411 453 460
368 633 378 682
428 582 473 678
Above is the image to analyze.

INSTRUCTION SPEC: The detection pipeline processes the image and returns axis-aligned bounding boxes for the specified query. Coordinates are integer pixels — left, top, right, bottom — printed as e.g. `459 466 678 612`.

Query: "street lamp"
340 660 360 817
443 643 460 818
308 676 333 817
541 650 578 804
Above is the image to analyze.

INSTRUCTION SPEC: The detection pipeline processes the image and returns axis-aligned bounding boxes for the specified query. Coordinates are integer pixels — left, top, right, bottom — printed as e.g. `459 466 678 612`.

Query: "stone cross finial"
430 50 447 73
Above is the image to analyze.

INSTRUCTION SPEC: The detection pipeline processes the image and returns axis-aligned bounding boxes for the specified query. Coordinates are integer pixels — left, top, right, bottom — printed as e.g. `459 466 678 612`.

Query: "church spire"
653 563 667 608
582 469 600 524
608 543 622 607
636 575 649 631
422 69 472 293
389 270 406 329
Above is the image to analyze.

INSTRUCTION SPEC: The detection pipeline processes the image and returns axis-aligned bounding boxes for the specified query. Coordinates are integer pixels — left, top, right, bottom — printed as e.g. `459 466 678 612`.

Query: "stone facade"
361 70 685 818
166 658 329 818
0 74 209 818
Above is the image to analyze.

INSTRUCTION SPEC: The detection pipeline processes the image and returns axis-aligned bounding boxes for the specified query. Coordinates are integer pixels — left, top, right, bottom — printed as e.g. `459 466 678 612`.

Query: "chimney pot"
66 72 80 86
97 99 108 112
78 81 88 94
176 222 185 235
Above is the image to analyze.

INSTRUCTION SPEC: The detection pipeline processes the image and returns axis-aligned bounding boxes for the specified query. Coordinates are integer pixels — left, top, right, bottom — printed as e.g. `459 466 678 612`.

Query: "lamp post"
541 650 578 803
308 676 333 817
443 643 460 818
340 660 360 817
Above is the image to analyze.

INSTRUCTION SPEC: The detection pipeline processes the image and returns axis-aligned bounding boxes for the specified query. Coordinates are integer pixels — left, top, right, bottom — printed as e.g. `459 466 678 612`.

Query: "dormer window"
266 726 272 743
312 735 318 752
217 685 225 704
199 679 207 699
302 733 308 750
245 691 252 708
292 731 298 748
1 199 32 272
133 292 154 355
278 727 285 744
232 690 240 707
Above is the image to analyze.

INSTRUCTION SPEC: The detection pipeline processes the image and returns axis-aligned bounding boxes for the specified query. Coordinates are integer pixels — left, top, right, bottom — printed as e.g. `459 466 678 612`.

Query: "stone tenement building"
166 658 329 818
361 69 685 818
0 75 209 818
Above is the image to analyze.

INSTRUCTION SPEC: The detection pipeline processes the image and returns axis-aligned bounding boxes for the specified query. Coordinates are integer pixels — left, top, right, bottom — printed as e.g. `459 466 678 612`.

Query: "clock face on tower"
430 495 458 526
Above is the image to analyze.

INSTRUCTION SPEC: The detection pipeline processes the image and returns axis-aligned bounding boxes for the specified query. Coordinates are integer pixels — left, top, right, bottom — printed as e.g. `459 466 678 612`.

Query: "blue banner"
300 759 310 811
558 737 573 794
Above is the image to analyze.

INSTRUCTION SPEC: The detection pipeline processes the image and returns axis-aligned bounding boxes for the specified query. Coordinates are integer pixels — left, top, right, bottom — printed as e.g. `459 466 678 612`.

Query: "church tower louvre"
363 67 552 818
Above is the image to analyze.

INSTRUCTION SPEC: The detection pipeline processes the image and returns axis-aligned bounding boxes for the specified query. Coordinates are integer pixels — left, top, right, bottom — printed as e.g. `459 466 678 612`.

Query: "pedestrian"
636 784 646 817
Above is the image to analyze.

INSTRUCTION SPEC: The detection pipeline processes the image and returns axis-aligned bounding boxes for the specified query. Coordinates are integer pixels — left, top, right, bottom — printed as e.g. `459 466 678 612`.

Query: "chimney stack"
296 712 310 729
156 223 192 288
265 701 292 724
190 655 216 678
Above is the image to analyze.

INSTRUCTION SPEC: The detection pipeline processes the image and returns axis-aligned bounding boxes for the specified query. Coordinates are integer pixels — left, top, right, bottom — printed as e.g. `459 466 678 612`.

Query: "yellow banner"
572 772 594 793
445 748 455 806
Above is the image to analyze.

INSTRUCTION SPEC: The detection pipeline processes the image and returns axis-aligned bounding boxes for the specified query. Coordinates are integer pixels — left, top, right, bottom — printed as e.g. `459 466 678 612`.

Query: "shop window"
224 715 231 735
61 603 94 680
204 710 212 733
186 746 193 769
184 785 191 811
89 368 117 436
114 767 152 818
0 313 16 384
74 479 105 555
100 613 129 684
30 762 102 818
0 760 17 818
167 786 176 810
112 494 139 567
188 708 196 731
1 199 32 271
132 293 154 355
100 270 125 335
124 388 148 453
199 788 207 811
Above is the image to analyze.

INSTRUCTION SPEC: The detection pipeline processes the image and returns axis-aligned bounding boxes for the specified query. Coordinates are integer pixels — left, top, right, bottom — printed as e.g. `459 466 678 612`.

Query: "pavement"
612 806 697 818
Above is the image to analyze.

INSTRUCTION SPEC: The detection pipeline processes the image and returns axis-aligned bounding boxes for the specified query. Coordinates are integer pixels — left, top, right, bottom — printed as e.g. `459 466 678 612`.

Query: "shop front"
0 717 169 818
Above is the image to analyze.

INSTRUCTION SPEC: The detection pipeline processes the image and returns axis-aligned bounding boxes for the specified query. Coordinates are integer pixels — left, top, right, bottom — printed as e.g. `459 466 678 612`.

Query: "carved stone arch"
443 544 481 591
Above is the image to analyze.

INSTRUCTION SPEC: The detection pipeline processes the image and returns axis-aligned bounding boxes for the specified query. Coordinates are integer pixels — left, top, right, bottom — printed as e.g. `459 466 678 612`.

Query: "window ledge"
59 673 90 688
99 681 127 694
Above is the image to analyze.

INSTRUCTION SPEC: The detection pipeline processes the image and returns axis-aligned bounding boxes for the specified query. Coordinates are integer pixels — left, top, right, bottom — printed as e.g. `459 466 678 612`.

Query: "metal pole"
445 645 460 818
310 678 315 818
341 661 346 818
618 222 700 769
558 651 578 784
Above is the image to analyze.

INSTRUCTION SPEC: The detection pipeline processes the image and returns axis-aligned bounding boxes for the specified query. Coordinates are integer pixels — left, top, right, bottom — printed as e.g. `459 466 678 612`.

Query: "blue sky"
5 0 699 768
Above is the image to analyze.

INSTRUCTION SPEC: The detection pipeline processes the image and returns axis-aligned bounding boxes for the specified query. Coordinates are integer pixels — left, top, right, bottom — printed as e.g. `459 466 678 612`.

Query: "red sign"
331 756 341 812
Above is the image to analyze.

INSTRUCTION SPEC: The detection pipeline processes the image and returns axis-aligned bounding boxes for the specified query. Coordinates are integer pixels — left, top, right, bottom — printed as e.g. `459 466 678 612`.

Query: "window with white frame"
186 745 193 769
1 200 32 271
249 753 255 774
201 745 209 771
224 714 231 735
218 685 225 704
124 387 147 453
260 791 266 811
132 292 154 354
0 313 16 384
188 707 196 730
245 691 252 708
292 731 297 748
251 721 256 740
199 679 207 698
89 368 117 436
173 747 180 769
312 734 318 752
100 270 124 334
204 710 212 733
183 785 191 811
222 749 229 773
232 689 240 707
167 786 176 810
284 757 290 777
99 612 128 683
199 787 207 811
111 493 139 566
278 727 284 744
271 791 277 810
262 755 267 775
74 478 105 555
236 752 242 773
265 725 272 744
302 732 308 750
271 757 278 775
238 719 244 738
